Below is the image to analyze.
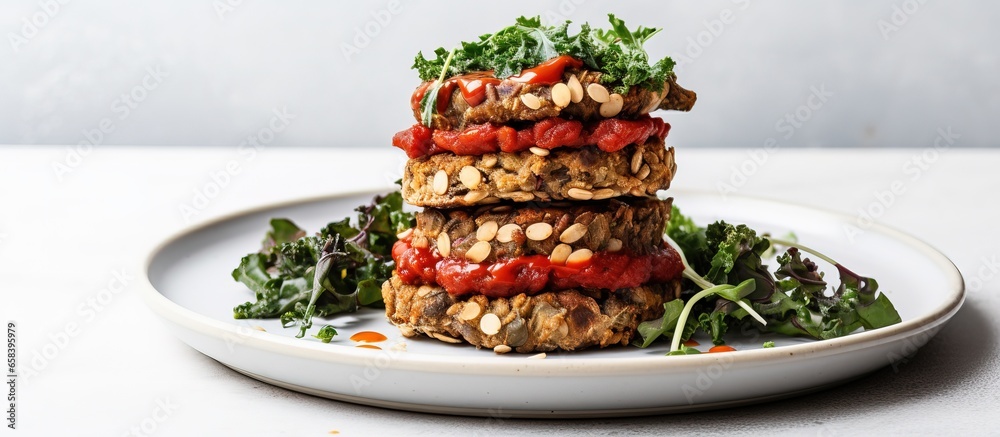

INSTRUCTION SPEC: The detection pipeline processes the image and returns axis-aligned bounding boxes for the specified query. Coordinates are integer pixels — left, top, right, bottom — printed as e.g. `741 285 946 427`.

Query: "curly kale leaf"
412 14 674 93
704 222 775 299
665 205 710 273
231 192 416 337
662 207 901 347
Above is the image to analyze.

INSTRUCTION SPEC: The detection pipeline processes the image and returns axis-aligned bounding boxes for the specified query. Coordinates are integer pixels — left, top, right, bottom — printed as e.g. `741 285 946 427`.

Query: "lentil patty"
382 273 682 353
407 196 672 262
417 70 697 130
402 137 676 208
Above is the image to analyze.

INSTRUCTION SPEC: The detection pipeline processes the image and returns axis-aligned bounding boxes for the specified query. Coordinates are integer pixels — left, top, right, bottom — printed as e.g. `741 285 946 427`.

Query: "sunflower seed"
477 220 499 242
431 332 462 344
599 93 624 117
480 313 502 336
529 146 550 157
481 154 498 168
493 344 512 354
637 164 651 180
606 238 623 252
567 248 594 265
466 241 492 263
509 191 535 202
520 93 541 110
559 223 588 244
630 150 643 174
459 166 482 189
549 243 572 265
437 232 451 257
551 82 571 107
459 302 481 321
587 83 610 103
567 75 584 103
496 223 521 243
433 170 449 195
567 188 593 200
525 222 553 241
592 188 615 200
464 190 488 203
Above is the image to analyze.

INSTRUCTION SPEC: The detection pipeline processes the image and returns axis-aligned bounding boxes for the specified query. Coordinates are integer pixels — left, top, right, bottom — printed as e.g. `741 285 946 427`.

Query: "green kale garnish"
412 14 675 94
231 192 415 339
647 207 903 353
312 325 338 343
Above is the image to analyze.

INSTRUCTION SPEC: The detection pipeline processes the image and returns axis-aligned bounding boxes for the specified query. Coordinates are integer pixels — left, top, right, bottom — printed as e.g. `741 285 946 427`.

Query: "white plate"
142 189 964 417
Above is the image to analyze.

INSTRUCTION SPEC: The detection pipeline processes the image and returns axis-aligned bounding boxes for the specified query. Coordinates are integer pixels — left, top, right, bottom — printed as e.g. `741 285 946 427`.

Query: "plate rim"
141 188 966 376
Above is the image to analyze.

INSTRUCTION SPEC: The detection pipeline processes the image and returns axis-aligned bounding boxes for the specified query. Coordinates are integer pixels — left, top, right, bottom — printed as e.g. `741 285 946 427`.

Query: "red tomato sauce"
391 238 683 298
708 345 736 353
392 116 670 159
411 55 585 111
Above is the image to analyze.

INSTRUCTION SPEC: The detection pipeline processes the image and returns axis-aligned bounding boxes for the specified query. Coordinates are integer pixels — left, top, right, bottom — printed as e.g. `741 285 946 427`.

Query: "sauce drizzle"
350 331 388 343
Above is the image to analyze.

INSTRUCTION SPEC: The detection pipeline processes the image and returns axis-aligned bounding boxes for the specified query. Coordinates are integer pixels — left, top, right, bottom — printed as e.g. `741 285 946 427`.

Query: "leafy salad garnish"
231 192 414 339
635 206 902 354
413 14 676 95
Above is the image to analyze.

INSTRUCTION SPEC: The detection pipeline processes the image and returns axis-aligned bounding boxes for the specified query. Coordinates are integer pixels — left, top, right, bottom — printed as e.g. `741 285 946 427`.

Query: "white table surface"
2 146 997 436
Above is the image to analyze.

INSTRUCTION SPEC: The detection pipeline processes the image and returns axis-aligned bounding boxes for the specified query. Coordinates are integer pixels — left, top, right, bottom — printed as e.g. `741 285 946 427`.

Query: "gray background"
2 0 997 148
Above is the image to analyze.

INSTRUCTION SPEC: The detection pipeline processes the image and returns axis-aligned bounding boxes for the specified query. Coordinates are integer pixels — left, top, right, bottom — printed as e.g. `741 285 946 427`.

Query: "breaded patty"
382 273 682 352
402 138 676 208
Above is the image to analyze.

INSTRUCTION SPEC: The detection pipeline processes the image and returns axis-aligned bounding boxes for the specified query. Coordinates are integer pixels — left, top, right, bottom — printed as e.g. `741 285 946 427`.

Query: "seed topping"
559 223 588 243
432 170 449 195
525 222 553 241
479 313 502 335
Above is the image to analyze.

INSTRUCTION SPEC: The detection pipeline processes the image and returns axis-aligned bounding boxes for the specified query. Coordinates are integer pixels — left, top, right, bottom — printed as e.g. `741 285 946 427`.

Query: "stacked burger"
383 16 697 353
